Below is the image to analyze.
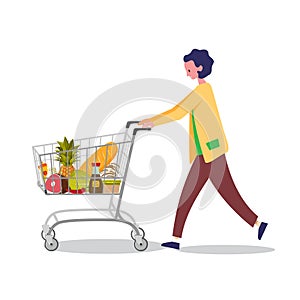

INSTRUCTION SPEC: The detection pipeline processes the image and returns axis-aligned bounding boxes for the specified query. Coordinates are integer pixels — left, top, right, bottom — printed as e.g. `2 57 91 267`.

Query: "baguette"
79 142 118 176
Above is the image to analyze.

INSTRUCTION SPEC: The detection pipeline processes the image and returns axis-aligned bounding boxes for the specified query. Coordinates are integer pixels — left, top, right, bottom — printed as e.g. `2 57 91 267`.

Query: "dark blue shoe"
161 241 180 250
258 222 268 240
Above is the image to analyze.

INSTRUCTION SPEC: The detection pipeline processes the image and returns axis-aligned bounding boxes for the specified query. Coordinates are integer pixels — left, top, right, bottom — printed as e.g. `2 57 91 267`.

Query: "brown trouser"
173 155 258 238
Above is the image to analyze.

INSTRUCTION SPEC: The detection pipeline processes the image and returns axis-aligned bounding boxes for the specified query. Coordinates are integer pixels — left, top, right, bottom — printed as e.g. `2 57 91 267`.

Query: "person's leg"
209 155 258 227
172 155 210 238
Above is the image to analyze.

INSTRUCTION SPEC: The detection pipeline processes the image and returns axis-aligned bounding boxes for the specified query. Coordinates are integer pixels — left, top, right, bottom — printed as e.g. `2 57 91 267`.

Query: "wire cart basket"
33 121 151 251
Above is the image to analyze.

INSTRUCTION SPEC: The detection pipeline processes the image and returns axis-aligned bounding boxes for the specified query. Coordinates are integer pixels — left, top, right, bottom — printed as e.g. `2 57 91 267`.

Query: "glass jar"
88 162 103 193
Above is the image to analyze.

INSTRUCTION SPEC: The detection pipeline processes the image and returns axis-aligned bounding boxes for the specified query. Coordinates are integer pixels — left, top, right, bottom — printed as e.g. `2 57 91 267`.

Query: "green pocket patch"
206 139 220 150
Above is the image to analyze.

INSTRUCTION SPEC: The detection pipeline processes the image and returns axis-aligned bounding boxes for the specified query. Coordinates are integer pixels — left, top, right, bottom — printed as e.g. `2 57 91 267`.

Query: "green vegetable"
69 170 88 190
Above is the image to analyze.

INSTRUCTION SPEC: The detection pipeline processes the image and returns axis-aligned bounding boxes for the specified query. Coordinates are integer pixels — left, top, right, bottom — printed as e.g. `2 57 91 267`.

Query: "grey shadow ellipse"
181 245 275 254
57 239 163 254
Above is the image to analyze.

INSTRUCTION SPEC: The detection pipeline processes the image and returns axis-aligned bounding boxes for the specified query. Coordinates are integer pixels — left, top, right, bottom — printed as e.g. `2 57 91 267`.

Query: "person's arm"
139 89 203 128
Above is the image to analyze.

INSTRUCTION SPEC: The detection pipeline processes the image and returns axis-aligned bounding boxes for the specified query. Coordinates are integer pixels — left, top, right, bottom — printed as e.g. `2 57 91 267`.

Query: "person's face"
184 60 203 80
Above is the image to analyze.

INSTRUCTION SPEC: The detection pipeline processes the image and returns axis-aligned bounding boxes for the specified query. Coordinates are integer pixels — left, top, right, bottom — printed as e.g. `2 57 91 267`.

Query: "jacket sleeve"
150 89 203 126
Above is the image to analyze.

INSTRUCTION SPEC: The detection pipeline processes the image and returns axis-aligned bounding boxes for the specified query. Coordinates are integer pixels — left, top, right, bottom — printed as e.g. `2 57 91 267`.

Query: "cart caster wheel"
134 238 148 251
131 227 145 240
41 229 55 240
44 238 59 251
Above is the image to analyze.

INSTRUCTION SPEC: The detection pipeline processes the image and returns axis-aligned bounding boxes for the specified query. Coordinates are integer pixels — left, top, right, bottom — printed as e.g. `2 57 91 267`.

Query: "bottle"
89 162 103 193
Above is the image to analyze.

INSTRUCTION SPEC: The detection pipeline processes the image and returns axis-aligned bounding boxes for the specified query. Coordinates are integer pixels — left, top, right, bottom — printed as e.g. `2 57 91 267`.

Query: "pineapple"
55 137 79 193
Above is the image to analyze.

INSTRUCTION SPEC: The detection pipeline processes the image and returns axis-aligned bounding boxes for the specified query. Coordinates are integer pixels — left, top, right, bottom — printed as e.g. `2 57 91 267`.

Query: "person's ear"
197 65 203 72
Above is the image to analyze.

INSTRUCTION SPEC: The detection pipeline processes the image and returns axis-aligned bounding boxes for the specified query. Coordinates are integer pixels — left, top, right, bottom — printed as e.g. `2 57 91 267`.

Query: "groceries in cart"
79 141 118 175
38 163 48 180
101 163 122 194
35 136 122 195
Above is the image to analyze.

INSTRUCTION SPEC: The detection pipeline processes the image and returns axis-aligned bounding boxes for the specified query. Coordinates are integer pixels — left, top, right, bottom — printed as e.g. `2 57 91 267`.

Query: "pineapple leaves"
63 137 69 150
69 139 74 150
55 137 80 166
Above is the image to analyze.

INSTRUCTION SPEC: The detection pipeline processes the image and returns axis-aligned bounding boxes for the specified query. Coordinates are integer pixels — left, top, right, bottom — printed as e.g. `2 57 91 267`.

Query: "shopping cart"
33 121 151 252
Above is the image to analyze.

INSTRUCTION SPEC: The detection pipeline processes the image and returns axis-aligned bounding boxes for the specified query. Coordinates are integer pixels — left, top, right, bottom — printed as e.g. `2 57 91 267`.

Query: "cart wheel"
41 229 55 240
131 227 145 240
44 238 59 251
134 238 148 251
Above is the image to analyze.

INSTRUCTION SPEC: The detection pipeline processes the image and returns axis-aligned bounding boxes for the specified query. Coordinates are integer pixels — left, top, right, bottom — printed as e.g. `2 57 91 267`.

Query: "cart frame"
33 121 151 251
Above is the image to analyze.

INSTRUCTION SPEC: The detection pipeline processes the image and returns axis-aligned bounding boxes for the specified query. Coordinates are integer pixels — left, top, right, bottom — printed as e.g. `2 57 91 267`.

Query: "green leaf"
70 139 74 150
63 137 69 150
57 141 64 149
60 153 67 161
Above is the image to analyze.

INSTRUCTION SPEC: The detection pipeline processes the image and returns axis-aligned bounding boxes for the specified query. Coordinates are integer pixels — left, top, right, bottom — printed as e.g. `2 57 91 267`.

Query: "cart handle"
126 121 140 128
126 121 152 135
133 127 151 135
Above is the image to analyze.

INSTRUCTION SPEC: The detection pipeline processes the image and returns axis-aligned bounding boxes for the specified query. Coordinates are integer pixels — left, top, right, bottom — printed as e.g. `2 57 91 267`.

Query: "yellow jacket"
150 83 228 163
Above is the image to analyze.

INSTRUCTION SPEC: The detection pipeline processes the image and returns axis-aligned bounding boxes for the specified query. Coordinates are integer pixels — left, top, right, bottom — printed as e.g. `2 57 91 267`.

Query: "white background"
1 0 299 299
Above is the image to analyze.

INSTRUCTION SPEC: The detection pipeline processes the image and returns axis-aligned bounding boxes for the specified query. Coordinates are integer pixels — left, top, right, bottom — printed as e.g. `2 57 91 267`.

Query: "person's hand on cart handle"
138 119 155 128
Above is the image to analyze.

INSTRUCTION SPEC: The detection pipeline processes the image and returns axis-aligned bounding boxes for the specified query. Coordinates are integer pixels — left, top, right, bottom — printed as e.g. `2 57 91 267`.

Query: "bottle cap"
91 162 100 167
